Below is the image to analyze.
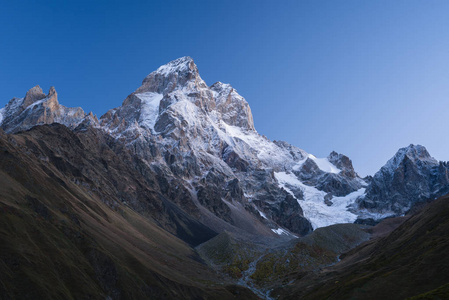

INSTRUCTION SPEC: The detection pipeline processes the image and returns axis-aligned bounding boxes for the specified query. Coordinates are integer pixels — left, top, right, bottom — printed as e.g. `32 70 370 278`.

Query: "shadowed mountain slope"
0 125 258 299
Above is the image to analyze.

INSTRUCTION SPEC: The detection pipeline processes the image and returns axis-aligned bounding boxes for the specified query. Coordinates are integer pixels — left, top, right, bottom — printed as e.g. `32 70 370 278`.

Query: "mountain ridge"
1 56 449 299
1 57 448 233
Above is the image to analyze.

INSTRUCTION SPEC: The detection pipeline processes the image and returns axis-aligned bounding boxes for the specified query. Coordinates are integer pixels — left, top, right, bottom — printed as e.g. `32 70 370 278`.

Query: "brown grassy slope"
9 123 216 247
0 125 258 300
274 193 449 300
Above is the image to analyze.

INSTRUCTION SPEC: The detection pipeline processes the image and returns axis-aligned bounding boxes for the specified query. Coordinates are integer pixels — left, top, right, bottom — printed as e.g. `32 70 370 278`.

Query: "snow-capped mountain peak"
102 57 255 138
382 144 438 174
135 56 208 96
358 144 449 217
154 56 194 76
95 57 376 235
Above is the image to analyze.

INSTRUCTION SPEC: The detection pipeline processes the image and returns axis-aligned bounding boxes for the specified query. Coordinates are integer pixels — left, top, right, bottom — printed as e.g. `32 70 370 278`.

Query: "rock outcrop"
0 85 94 133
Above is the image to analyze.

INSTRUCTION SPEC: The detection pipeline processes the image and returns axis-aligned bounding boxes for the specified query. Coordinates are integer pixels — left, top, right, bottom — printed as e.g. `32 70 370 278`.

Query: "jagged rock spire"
211 81 255 131
23 85 46 108
47 86 57 98
0 85 89 133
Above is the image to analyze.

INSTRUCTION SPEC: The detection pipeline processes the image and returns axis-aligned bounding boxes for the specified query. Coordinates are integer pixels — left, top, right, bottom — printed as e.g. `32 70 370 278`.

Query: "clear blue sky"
1 0 449 176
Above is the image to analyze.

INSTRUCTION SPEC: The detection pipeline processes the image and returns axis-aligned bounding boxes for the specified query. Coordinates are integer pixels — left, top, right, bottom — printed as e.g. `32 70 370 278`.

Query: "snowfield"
274 171 365 229
136 92 163 133
293 154 341 173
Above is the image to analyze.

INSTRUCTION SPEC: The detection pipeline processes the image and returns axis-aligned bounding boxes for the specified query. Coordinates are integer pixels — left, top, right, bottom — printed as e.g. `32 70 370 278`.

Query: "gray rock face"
328 151 357 178
357 144 449 216
211 82 255 131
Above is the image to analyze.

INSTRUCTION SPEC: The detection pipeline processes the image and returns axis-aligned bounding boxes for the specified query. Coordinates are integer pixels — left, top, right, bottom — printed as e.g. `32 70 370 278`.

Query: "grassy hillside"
274 193 449 300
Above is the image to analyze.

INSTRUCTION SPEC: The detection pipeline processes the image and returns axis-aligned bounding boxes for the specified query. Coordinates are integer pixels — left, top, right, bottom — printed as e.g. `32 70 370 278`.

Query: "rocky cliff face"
1 57 448 237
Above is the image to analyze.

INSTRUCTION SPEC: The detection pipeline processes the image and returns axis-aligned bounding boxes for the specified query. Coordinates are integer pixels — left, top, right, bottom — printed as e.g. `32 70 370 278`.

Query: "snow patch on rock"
257 209 268 220
220 122 293 167
0 107 4 125
274 172 363 229
293 154 341 174
271 227 297 237
136 92 163 133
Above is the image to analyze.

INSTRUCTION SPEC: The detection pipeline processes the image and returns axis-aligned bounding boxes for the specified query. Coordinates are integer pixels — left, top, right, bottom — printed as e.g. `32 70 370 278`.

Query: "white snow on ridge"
0 107 4 125
356 177 368 187
219 122 292 167
271 227 297 237
257 209 268 220
0 98 24 127
171 98 201 127
25 98 47 111
293 154 341 174
331 188 366 213
274 171 364 229
310 155 341 173
136 92 163 133
154 56 191 76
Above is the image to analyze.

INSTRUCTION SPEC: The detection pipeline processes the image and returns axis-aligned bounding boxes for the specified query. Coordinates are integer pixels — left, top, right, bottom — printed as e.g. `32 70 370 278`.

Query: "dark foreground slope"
0 125 258 300
274 193 449 300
